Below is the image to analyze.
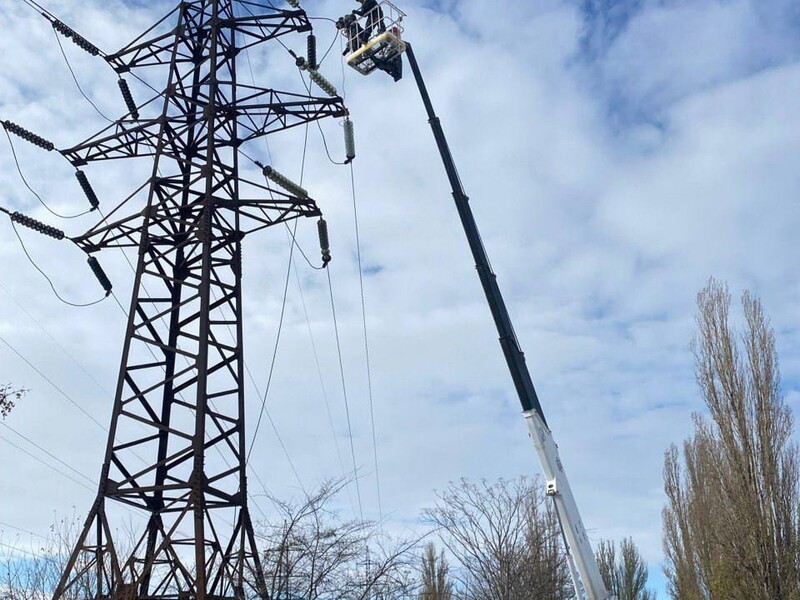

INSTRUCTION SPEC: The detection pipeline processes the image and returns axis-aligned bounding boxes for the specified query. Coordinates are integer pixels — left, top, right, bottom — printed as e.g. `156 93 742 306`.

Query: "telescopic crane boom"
336 3 612 598
403 44 611 600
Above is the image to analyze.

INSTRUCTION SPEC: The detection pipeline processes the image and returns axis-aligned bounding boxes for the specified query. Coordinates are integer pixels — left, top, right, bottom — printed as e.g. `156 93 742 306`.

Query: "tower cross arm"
233 87 347 143
225 10 312 51
60 118 177 167
72 210 146 252
106 9 311 72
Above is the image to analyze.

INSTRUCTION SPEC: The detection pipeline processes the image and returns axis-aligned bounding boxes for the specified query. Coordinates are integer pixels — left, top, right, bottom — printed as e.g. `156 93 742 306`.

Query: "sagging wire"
0 333 106 430
2 128 91 220
325 265 364 520
297 71 347 166
19 0 163 111
51 26 114 123
7 220 107 307
291 255 350 483
245 88 312 472
349 162 383 521
245 218 299 470
233 1 313 500
235 1 363 516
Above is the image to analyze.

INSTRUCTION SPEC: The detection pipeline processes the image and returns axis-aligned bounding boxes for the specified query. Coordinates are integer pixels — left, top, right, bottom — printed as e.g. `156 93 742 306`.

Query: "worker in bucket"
336 13 366 55
353 0 386 38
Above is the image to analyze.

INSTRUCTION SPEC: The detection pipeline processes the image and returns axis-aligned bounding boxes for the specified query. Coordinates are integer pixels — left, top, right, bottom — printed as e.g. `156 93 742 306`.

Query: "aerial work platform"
337 1 406 79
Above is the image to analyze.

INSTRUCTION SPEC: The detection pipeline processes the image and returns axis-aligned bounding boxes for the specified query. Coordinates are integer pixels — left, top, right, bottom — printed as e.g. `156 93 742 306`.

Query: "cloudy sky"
1 0 800 597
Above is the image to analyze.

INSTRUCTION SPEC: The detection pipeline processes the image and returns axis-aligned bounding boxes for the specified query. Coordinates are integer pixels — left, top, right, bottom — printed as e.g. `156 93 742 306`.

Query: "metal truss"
53 2 346 599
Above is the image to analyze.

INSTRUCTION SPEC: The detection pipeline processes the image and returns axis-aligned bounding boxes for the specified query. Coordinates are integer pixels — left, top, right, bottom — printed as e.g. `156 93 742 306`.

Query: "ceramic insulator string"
317 218 331 266
75 170 99 210
52 20 100 56
2 121 54 152
344 118 355 162
6 210 65 240
87 256 113 296
308 70 338 97
117 78 140 120
262 165 308 198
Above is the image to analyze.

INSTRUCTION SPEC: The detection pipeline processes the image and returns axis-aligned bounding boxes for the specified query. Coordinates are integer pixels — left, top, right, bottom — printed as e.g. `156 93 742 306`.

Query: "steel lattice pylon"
53 2 346 599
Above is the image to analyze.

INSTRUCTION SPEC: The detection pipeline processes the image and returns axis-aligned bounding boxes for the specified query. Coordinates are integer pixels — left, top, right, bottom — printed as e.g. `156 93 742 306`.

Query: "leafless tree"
662 279 800 600
423 477 573 600
595 538 654 600
0 385 26 420
1 514 99 600
419 543 452 600
255 477 420 600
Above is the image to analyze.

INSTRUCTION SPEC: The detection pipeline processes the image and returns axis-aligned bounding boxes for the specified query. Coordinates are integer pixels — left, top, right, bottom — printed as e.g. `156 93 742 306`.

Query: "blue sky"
1 0 800 598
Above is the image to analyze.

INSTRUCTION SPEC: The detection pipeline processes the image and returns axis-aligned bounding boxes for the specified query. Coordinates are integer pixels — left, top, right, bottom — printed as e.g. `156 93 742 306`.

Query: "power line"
9 221 107 308
0 421 94 485
292 256 349 481
0 281 112 395
246 219 298 475
326 266 364 520
0 520 49 541
3 128 91 220
349 162 383 520
0 434 94 492
0 333 106 429
52 26 114 123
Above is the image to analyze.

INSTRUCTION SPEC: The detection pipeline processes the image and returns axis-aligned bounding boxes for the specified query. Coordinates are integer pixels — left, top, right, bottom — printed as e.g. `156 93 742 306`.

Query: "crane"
336 3 613 599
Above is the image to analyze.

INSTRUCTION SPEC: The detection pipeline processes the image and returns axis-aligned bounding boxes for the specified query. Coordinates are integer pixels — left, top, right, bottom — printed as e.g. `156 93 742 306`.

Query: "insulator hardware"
75 170 99 210
8 211 65 240
262 165 308 198
117 78 140 121
52 20 100 56
286 0 301 7
307 34 317 71
317 218 331 267
2 120 55 152
87 256 113 296
308 70 338 97
343 118 356 163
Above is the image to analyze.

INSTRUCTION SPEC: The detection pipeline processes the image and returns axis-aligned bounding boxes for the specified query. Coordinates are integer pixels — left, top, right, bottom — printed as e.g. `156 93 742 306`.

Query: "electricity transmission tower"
34 2 347 599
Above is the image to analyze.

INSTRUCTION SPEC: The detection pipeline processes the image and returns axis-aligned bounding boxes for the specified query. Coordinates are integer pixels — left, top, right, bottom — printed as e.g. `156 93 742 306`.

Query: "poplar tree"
662 279 800 599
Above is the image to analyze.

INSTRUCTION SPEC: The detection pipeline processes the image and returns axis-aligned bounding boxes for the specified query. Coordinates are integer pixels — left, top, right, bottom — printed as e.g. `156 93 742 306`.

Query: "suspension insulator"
52 20 101 56
87 256 113 296
75 170 99 210
262 165 308 198
117 78 140 121
9 211 65 240
307 34 317 71
343 118 356 162
2 121 55 152
317 218 331 267
286 0 301 7
308 70 338 98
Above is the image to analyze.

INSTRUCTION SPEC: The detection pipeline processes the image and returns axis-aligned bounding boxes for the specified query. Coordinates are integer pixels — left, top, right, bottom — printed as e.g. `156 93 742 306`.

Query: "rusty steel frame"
53 2 346 599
